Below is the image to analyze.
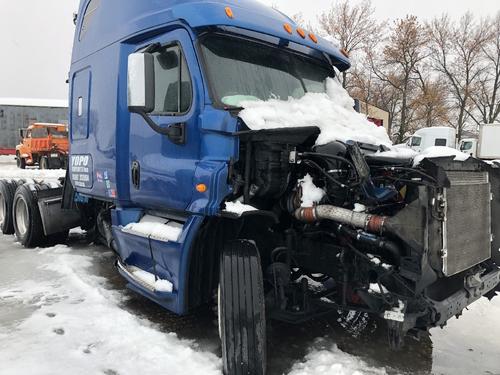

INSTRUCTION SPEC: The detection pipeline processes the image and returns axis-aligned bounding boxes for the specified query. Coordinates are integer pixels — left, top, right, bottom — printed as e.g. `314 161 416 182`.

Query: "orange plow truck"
15 123 69 169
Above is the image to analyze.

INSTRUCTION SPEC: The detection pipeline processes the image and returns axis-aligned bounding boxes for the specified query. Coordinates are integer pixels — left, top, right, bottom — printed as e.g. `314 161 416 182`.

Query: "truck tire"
0 180 17 234
219 240 267 375
40 156 49 170
17 155 26 169
50 158 62 170
12 184 46 248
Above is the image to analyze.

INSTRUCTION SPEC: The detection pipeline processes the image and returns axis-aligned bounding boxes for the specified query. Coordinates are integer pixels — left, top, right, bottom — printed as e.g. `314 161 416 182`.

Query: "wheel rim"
0 192 5 226
15 196 29 237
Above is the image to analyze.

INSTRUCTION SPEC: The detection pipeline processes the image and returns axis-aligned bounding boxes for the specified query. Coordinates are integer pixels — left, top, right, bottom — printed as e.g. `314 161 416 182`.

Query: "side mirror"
127 53 155 113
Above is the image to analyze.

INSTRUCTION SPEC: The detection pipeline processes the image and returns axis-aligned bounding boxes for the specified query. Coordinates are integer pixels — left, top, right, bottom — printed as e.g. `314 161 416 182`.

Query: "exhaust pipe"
295 206 388 234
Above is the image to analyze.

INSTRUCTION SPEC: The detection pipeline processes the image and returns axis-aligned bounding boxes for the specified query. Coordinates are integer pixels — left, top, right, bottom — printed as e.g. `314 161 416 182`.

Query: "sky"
259 0 500 26
0 0 498 101
0 0 80 101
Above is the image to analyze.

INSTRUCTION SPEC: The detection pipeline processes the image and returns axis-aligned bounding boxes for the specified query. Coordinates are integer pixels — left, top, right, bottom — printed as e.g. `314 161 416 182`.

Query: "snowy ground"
0 155 65 181
1 160 500 375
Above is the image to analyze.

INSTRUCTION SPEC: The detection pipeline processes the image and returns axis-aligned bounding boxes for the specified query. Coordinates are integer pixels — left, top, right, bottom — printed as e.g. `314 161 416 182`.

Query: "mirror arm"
136 110 186 145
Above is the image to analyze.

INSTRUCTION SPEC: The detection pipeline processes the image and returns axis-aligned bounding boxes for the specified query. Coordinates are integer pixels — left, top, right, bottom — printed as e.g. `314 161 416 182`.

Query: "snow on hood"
239 78 392 147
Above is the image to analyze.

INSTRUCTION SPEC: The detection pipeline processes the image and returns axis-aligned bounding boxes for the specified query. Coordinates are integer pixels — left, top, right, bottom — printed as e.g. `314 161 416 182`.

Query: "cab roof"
74 0 350 71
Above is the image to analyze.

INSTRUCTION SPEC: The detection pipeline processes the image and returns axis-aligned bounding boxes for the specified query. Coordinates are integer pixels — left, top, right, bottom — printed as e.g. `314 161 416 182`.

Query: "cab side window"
152 45 192 114
435 138 447 146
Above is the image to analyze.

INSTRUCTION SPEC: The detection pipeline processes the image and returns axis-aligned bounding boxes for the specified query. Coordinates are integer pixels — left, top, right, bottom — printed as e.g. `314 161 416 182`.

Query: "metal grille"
443 171 492 276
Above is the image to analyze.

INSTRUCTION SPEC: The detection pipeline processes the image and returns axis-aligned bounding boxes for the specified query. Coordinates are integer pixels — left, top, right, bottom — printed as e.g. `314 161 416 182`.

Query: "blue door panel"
128 28 204 211
70 44 121 201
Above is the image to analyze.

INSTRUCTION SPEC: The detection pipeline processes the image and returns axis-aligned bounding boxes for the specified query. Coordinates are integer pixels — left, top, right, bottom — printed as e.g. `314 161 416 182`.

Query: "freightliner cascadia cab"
0 1 497 374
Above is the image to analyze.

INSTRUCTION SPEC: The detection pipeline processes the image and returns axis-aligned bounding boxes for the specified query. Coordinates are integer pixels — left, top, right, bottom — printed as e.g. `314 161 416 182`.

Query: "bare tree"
413 69 450 128
470 12 500 124
369 16 428 143
427 13 491 140
318 0 384 88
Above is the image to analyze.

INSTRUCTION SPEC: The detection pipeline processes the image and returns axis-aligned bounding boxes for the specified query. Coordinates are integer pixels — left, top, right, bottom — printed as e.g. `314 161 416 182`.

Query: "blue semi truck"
0 1 500 374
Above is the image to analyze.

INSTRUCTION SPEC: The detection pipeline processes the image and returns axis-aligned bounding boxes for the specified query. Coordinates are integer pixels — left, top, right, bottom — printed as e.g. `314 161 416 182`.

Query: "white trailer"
459 124 500 160
407 127 457 152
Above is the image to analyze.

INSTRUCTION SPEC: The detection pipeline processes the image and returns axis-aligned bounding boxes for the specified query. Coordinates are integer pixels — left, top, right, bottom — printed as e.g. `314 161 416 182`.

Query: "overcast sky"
259 0 500 25
0 0 498 101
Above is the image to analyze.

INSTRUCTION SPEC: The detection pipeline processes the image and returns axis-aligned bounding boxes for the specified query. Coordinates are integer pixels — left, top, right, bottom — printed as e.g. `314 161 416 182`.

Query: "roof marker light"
225 7 234 19
297 28 306 38
284 23 293 34
309 33 318 43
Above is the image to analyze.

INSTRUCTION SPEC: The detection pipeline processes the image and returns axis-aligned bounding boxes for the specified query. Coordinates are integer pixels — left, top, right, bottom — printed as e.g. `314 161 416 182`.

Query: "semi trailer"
0 1 499 374
406 127 457 152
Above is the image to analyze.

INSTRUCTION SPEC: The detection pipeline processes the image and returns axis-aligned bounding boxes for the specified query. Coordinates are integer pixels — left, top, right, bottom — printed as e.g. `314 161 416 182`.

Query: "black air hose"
336 224 401 266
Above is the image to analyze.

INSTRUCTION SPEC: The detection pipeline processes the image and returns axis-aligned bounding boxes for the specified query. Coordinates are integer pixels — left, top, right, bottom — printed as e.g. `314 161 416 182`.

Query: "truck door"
128 29 203 212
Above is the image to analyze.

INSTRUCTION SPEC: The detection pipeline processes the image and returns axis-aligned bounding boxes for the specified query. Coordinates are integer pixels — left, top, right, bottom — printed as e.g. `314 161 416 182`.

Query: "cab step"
116 259 174 294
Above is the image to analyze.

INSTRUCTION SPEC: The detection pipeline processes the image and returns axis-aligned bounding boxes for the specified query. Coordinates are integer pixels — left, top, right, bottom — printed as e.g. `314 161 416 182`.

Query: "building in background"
354 99 390 132
0 99 68 155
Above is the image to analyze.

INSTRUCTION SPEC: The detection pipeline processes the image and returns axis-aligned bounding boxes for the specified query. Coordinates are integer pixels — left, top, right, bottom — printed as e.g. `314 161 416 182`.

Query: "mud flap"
37 189 82 236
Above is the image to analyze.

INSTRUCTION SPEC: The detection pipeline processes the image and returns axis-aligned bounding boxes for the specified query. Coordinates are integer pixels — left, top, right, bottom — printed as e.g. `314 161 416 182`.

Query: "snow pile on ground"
299 174 326 207
413 146 470 166
239 78 392 147
288 342 387 375
0 157 65 181
0 155 16 164
430 293 500 374
122 215 183 243
223 201 258 215
0 243 221 375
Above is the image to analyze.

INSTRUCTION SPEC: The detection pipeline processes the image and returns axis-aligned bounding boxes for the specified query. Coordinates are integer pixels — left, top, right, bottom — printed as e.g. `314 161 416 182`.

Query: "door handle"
131 160 140 189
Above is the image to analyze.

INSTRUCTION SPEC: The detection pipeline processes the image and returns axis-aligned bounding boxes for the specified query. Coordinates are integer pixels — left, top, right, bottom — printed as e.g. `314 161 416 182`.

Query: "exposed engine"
226 126 500 347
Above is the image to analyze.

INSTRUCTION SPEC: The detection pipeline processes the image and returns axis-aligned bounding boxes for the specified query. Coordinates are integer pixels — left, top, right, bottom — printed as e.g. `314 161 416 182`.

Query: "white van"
407 127 457 152
459 124 500 160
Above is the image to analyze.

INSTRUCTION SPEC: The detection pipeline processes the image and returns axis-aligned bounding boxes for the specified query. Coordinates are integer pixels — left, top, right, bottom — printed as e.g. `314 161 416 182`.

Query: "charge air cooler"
442 170 492 276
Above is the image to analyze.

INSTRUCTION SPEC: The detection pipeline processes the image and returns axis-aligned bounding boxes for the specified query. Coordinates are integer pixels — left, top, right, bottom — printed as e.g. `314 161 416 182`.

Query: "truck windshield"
460 141 473 151
410 137 422 147
200 35 334 107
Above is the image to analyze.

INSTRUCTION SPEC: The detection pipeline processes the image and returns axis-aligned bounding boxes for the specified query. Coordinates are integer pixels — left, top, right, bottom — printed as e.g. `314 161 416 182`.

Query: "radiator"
443 171 492 276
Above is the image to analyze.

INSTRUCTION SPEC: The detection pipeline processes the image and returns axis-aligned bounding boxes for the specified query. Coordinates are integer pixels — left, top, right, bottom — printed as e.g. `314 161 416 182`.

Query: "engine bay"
224 125 500 347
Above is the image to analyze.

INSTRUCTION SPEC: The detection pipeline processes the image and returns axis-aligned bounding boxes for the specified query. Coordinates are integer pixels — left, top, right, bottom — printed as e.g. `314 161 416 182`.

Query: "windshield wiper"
223 105 244 111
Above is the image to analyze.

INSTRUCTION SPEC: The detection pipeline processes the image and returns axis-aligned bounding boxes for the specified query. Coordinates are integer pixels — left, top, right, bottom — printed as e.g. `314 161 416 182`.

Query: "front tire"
17 155 26 169
0 180 17 234
13 184 46 247
219 240 267 375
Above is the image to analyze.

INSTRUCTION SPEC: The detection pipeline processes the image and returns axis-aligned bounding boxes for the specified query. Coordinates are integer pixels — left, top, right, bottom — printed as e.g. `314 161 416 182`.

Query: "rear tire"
219 240 267 375
0 180 17 234
13 184 46 247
